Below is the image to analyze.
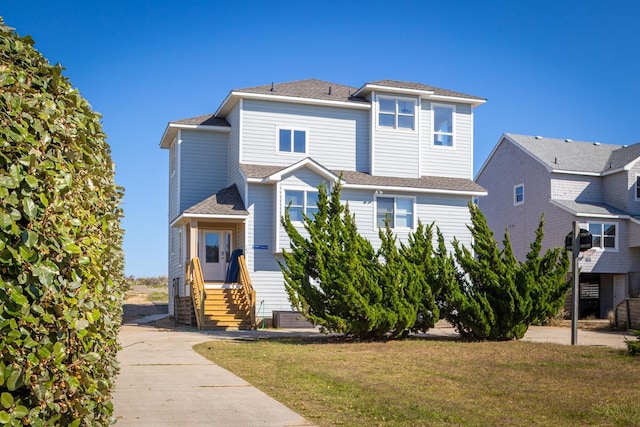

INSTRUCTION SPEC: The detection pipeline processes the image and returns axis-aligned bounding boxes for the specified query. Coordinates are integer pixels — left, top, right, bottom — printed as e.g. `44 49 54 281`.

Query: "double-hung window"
587 222 617 250
279 129 306 154
284 190 319 222
376 197 414 229
378 98 415 130
433 105 454 146
514 184 524 205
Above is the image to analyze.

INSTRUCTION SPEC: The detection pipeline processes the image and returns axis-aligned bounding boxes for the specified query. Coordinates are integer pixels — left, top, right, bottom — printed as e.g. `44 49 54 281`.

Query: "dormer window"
378 97 415 130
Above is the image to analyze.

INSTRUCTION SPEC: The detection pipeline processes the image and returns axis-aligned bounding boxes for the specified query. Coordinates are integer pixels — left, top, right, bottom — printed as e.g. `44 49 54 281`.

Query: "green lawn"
194 336 640 426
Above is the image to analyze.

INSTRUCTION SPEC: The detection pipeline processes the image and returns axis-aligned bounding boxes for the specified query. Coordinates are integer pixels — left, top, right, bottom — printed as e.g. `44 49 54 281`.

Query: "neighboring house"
476 133 640 319
159 78 487 324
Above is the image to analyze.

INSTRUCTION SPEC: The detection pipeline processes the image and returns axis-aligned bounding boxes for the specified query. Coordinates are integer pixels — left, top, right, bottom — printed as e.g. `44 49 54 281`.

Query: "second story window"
284 189 319 222
514 184 524 205
433 105 454 146
279 129 306 154
378 98 415 130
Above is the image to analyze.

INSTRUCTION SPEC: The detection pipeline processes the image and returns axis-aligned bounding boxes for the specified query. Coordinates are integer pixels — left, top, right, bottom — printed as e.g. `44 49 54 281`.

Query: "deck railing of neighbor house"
238 254 256 328
187 257 206 330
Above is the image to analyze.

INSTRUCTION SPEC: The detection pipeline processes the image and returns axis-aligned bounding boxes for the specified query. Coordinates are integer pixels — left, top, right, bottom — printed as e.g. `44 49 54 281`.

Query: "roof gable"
479 133 640 177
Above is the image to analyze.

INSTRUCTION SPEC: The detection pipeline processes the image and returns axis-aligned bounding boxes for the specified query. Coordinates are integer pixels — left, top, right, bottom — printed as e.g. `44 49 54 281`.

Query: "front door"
198 230 232 282
613 274 627 308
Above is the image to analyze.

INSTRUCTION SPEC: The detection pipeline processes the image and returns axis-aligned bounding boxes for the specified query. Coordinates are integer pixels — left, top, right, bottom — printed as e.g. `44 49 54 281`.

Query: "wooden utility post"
571 221 580 346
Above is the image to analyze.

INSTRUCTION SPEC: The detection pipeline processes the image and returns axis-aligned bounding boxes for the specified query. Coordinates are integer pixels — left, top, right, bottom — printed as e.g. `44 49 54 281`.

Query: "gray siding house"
476 133 640 319
160 79 487 321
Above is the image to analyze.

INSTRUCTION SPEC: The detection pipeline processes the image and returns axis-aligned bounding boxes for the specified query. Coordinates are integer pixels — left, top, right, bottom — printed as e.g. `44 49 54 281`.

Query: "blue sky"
3 1 639 277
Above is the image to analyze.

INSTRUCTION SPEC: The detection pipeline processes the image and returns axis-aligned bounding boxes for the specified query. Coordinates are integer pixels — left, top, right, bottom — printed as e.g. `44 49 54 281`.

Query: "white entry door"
198 230 232 282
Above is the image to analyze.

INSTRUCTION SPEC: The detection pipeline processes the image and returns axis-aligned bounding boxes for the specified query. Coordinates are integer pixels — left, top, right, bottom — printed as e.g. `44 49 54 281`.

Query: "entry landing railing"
187 257 205 330
237 255 256 328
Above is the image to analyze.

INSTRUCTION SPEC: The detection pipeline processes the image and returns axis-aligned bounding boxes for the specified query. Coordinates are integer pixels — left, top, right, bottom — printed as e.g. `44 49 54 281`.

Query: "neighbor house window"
284 190 319 221
587 222 617 250
636 175 640 200
433 104 454 146
378 98 415 130
514 184 524 205
279 129 306 153
376 196 414 229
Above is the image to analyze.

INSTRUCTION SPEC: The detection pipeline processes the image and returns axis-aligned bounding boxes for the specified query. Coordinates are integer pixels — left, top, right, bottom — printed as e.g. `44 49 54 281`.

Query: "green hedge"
0 18 125 426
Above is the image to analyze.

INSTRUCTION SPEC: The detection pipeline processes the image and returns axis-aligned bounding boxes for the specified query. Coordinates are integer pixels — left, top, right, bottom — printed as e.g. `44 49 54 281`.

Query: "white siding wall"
179 130 229 212
603 166 640 216
421 102 474 179
241 99 369 171
577 219 640 273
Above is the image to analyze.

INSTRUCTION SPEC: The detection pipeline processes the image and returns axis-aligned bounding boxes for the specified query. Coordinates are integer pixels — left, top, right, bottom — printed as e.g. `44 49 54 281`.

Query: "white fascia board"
601 167 626 176
630 217 640 225
265 158 342 183
426 94 486 107
550 169 601 177
216 91 371 116
343 183 487 197
549 199 629 219
359 84 434 97
160 122 230 148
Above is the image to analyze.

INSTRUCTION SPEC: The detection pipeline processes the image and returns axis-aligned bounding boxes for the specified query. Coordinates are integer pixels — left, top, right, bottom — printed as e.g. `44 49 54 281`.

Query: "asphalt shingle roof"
173 114 230 127
235 79 366 103
183 184 248 216
552 199 630 217
367 79 485 101
506 133 640 174
240 164 485 193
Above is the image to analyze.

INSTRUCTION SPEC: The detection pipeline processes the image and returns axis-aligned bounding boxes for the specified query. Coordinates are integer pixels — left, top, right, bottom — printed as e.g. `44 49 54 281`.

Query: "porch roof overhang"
170 184 249 227
170 212 248 228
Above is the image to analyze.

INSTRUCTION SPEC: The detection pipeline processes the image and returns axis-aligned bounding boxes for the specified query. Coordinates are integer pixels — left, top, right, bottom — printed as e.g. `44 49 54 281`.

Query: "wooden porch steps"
202 288 253 330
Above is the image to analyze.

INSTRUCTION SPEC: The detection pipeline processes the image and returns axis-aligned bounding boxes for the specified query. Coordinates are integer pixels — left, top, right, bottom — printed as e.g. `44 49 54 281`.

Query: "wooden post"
571 221 580 346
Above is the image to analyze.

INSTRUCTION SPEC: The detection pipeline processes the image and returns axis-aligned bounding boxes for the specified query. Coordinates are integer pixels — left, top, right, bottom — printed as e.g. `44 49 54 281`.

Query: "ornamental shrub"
279 179 438 339
447 203 569 340
0 18 125 426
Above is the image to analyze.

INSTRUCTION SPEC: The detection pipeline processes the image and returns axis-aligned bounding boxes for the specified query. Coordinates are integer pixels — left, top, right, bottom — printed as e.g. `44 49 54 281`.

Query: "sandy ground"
122 284 169 324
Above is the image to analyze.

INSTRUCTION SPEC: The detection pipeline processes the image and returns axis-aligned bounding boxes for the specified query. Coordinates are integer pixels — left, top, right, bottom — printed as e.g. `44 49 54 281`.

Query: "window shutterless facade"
433 104 455 146
278 129 306 154
586 222 617 250
378 97 416 130
284 189 319 221
514 184 524 205
376 196 414 229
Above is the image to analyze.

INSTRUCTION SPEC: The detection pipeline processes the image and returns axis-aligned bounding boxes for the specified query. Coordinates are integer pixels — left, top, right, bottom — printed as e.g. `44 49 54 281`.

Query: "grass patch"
147 291 168 302
194 337 640 426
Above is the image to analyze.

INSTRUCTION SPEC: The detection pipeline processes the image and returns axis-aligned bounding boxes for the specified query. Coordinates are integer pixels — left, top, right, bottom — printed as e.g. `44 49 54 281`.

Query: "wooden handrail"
187 257 205 330
238 255 256 328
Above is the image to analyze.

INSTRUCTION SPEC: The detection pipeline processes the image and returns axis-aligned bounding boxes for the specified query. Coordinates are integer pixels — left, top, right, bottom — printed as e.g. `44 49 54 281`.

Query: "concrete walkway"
112 322 315 426
112 318 634 426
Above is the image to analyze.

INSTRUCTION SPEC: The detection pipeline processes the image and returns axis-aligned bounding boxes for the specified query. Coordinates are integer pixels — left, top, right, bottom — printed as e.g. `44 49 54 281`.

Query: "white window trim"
376 95 417 131
276 127 308 155
581 221 618 252
514 184 524 206
373 194 416 230
635 175 640 201
281 188 320 223
169 143 177 177
432 103 456 148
